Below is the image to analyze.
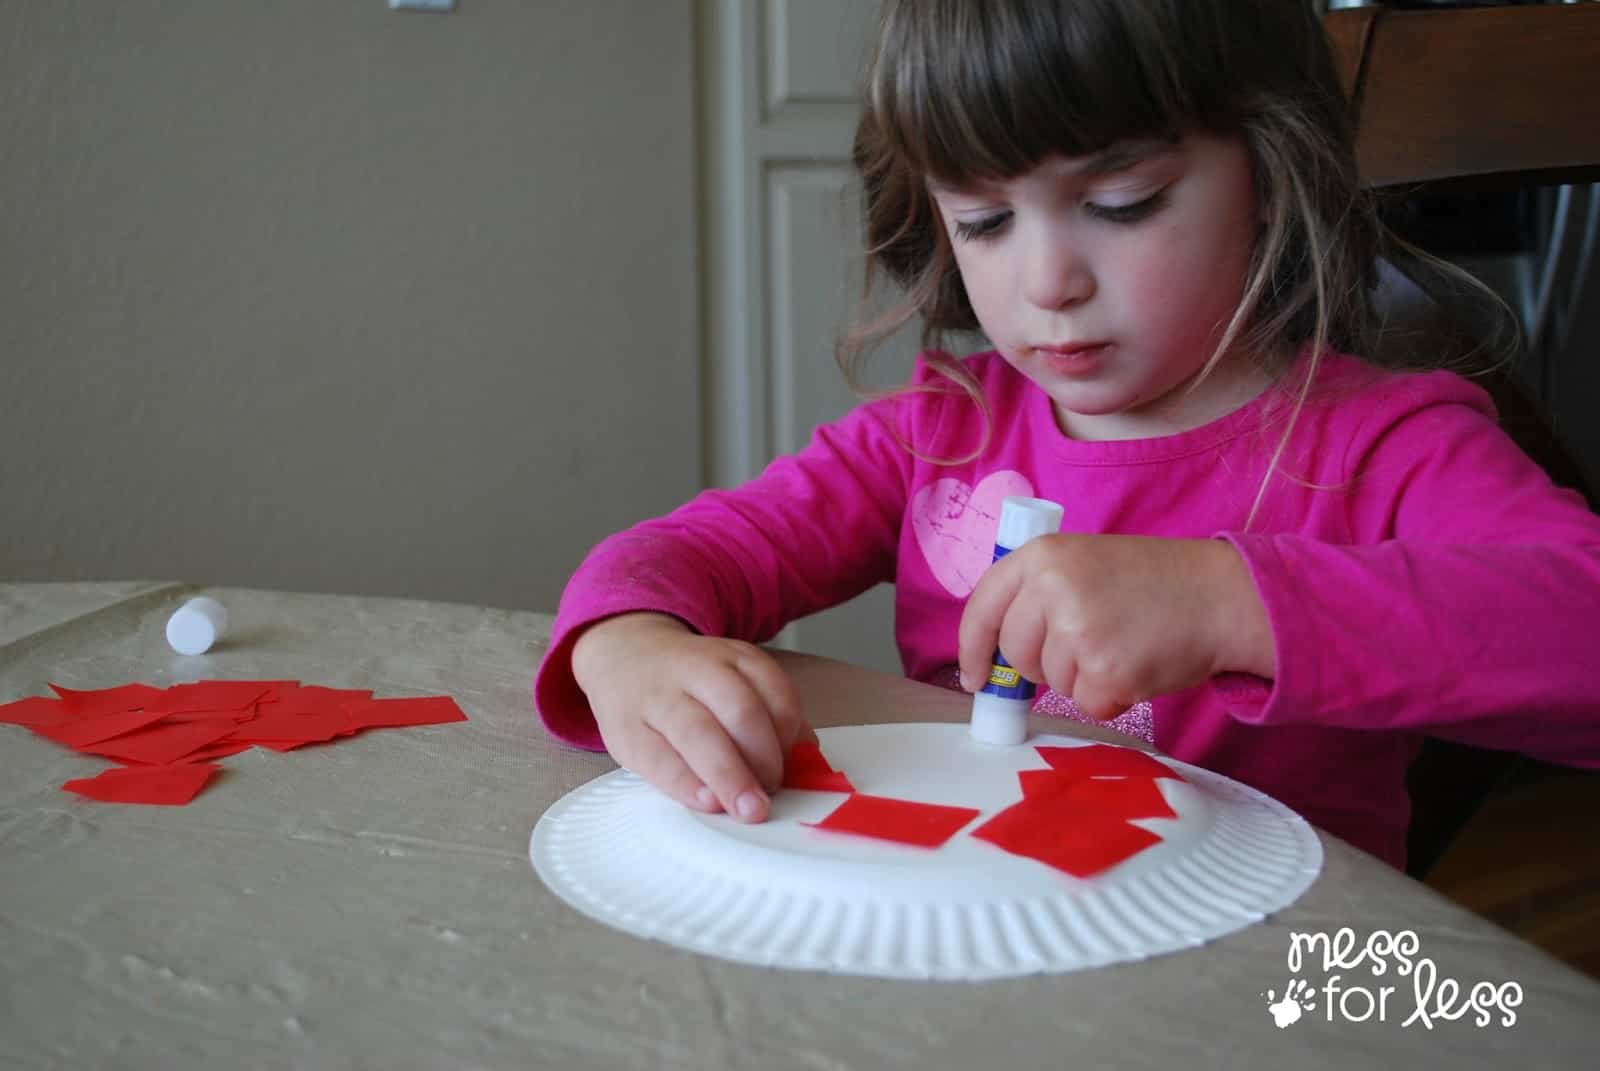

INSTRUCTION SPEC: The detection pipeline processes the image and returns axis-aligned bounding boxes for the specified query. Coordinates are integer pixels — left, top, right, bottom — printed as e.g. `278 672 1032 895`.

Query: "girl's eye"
1084 191 1166 224
952 212 1011 243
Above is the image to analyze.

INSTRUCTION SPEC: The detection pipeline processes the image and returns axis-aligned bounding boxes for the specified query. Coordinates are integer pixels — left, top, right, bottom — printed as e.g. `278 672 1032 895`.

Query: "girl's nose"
1022 234 1094 311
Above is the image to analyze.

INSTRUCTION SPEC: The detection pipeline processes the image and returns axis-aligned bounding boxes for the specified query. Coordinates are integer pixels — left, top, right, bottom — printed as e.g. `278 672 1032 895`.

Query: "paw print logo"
1263 979 1316 1028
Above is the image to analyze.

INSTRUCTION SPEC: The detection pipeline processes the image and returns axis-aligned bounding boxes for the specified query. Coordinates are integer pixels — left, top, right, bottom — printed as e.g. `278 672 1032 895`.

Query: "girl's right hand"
569 611 814 823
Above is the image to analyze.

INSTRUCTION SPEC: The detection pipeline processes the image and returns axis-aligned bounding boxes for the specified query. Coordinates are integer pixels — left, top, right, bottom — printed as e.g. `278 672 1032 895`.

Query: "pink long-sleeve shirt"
535 350 1600 868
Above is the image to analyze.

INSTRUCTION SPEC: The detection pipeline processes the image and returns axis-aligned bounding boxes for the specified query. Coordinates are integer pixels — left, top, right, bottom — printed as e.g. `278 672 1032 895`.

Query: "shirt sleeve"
532 386 921 749
1216 379 1600 769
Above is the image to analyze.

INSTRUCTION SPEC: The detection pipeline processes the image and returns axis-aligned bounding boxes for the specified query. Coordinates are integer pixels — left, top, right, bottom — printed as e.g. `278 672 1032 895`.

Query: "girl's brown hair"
842 0 1516 503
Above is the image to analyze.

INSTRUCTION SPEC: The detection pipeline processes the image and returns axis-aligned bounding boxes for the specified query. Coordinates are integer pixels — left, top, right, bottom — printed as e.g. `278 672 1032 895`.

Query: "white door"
698 0 916 673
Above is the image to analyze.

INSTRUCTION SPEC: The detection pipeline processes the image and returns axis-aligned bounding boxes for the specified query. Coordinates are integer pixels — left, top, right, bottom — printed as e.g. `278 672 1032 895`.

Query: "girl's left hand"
956 534 1275 720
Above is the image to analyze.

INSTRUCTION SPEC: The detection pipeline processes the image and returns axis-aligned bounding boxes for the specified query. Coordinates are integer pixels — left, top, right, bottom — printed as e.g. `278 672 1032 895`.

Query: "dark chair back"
1325 2 1600 878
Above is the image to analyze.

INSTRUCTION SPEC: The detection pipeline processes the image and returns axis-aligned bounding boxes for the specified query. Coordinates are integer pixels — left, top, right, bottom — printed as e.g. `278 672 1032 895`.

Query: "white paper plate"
530 723 1322 980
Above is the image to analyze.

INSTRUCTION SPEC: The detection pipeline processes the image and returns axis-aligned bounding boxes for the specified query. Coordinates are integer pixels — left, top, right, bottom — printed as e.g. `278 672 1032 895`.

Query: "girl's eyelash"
953 213 1010 242
950 190 1168 243
1085 191 1166 223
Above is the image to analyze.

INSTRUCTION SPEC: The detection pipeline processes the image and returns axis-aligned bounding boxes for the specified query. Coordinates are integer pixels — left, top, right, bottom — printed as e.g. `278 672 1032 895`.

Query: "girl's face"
929 132 1272 441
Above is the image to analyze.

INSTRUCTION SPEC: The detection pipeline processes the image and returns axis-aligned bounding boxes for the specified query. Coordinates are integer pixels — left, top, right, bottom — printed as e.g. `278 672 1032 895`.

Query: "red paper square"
82 719 240 766
158 707 257 724
972 802 1161 878
782 741 855 793
808 794 979 849
48 683 164 717
231 680 299 703
1018 768 1083 799
1017 770 1176 820
255 686 372 720
340 696 467 731
1035 744 1184 783
200 678 299 692
0 696 74 728
227 709 345 745
34 707 171 749
182 741 255 763
149 681 278 715
292 685 374 706
62 763 221 805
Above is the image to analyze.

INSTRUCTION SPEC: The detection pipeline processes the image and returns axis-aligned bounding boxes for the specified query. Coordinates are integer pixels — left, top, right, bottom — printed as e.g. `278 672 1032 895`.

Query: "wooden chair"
1325 2 1600 882
1330 3 1600 192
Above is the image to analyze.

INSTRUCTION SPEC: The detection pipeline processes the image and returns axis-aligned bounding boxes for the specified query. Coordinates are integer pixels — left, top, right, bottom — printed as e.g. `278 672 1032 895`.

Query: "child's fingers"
995 601 1048 685
957 557 1026 689
688 666 788 794
1061 641 1141 721
1068 653 1145 717
651 694 771 822
616 721 723 813
1072 682 1135 723
733 650 809 751
1039 630 1080 703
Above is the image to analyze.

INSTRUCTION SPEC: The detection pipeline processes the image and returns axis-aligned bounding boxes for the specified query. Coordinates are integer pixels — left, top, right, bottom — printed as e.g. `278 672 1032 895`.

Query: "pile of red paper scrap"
0 680 467 805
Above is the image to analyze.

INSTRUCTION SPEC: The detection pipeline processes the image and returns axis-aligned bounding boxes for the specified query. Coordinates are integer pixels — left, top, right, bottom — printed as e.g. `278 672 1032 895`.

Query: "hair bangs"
869 0 1200 189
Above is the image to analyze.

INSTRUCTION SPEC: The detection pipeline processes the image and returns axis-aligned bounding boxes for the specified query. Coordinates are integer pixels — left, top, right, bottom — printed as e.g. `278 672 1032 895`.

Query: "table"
2 582 1596 1069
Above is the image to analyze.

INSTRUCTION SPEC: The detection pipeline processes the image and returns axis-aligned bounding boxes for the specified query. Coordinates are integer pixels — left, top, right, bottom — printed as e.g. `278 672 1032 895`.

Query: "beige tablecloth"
1 582 1595 1069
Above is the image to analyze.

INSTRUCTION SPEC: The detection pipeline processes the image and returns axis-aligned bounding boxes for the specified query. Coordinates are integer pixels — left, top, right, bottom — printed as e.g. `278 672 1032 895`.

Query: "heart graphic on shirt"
910 470 1035 596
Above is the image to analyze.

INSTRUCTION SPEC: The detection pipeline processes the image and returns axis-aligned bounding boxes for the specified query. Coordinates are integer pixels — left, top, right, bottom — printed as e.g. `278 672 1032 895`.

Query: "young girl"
534 0 1600 870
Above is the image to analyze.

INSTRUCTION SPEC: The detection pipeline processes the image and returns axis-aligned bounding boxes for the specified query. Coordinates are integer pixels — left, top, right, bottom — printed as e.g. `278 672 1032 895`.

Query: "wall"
0 0 701 612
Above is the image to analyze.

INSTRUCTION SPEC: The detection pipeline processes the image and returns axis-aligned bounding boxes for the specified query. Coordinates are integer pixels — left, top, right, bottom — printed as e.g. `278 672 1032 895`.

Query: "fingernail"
959 671 974 692
694 786 716 810
735 790 765 820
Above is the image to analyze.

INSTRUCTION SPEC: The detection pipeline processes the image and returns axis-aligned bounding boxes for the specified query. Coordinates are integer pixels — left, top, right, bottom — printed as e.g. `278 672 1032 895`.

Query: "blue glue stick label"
983 651 1036 702
979 542 1038 702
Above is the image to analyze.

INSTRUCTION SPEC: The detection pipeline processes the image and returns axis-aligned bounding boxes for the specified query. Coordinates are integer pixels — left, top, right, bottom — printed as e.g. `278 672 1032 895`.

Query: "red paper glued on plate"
972 801 1162 878
782 741 856 793
1034 743 1185 782
1016 768 1176 819
807 793 980 849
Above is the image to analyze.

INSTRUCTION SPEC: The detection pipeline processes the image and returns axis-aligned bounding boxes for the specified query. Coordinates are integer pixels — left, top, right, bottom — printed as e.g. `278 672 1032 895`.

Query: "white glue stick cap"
969 691 1030 746
166 596 228 655
995 496 1064 550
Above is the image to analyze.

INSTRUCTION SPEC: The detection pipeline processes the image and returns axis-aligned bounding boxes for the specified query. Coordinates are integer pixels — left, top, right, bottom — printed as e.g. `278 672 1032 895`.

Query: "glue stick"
166 596 228 655
969 496 1064 746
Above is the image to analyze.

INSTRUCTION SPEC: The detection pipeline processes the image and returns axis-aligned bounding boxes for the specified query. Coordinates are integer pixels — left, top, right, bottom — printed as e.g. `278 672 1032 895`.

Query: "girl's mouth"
1033 342 1111 376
